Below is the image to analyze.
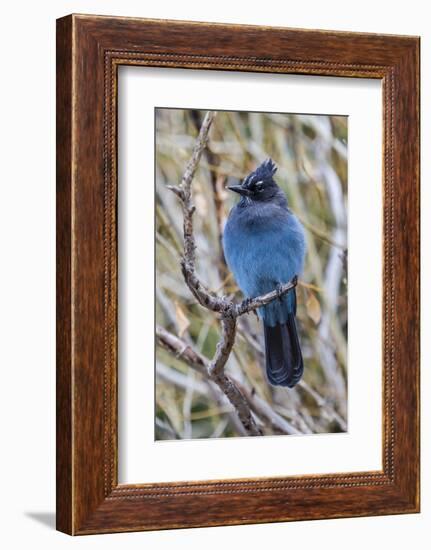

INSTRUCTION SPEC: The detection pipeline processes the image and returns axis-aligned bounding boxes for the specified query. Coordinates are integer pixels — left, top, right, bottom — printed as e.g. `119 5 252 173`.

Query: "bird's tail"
263 314 303 388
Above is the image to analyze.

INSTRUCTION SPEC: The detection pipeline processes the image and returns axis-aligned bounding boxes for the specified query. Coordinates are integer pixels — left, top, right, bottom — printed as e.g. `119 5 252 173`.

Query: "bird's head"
228 158 283 204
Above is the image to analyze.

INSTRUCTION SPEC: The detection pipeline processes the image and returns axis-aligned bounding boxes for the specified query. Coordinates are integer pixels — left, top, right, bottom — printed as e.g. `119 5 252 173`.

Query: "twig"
298 380 347 431
234 280 296 317
156 361 209 395
190 110 229 280
234 380 300 435
156 325 300 436
156 325 207 370
157 322 260 436
296 214 345 250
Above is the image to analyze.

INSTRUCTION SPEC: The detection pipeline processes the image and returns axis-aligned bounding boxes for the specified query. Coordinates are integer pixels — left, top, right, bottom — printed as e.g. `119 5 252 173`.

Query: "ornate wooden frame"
56 14 420 535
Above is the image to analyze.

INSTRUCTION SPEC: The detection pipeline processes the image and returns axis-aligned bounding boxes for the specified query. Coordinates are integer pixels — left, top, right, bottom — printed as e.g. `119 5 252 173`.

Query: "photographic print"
57 16 420 533
56 16 420 534
155 107 348 441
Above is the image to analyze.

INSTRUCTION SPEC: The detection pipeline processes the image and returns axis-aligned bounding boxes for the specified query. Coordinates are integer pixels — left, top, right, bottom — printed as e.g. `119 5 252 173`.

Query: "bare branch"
234 278 297 317
165 184 184 200
156 325 300 436
209 317 236 377
190 110 229 282
180 111 218 265
234 380 300 435
156 324 261 435
156 325 207 370
156 362 210 396
169 111 227 313
298 380 347 431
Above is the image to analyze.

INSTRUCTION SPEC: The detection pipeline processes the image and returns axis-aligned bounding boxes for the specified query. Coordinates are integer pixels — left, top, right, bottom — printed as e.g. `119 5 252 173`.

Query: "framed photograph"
56 14 420 535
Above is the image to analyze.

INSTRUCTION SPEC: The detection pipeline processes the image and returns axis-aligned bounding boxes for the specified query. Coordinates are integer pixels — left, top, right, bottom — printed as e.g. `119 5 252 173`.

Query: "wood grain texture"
56 14 420 535
56 16 73 535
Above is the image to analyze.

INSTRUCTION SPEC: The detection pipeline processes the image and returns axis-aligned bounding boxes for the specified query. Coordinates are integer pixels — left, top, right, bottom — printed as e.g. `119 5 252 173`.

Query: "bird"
222 158 306 388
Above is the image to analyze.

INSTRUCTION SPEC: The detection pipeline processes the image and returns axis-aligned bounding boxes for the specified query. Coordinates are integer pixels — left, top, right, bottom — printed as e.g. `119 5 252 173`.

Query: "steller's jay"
222 159 306 387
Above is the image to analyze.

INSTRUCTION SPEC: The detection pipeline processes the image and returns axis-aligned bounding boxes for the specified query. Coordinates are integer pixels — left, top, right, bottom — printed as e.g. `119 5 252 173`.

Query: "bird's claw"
275 276 297 301
275 283 284 301
241 297 259 319
242 297 253 311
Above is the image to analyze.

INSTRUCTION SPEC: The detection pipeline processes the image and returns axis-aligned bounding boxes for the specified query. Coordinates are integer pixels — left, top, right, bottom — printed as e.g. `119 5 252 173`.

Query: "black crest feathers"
257 158 278 178
243 158 278 188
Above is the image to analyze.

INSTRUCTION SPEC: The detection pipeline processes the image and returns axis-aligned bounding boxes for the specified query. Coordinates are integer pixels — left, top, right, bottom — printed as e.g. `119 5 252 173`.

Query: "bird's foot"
275 283 284 301
275 276 297 301
242 297 253 312
241 297 260 319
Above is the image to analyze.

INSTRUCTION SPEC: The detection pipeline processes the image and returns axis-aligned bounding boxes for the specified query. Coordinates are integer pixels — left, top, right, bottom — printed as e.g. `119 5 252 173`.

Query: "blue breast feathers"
223 202 306 326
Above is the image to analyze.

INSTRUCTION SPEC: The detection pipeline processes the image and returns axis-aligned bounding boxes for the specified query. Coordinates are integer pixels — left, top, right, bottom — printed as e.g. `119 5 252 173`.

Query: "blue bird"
222 159 306 387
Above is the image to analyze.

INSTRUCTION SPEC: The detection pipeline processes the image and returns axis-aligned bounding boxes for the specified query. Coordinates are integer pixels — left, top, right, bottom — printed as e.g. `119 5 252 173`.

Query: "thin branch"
234 279 297 317
156 324 260 435
156 325 300 436
190 110 229 281
296 213 345 250
156 325 207 370
157 325 248 437
234 380 301 435
156 361 209 396
299 380 347 432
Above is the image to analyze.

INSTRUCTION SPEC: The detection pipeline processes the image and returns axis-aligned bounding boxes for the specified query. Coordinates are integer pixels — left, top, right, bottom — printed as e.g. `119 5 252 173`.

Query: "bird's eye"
254 181 264 191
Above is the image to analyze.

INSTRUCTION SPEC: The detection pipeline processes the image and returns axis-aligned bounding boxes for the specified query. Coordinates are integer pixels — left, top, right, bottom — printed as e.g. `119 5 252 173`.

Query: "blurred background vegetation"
155 108 348 440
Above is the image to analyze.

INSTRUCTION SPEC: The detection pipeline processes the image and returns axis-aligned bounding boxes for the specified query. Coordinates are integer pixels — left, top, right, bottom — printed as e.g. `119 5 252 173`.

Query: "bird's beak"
228 185 251 196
